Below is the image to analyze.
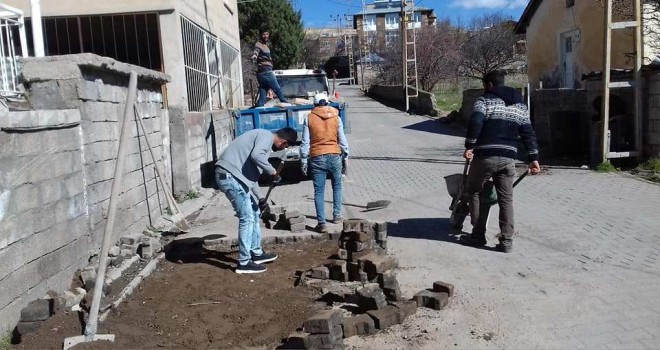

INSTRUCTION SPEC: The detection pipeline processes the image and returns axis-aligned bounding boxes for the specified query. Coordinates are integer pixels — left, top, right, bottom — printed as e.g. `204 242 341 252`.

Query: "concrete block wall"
171 108 234 196
0 54 170 333
367 85 439 116
647 73 660 158
0 110 90 333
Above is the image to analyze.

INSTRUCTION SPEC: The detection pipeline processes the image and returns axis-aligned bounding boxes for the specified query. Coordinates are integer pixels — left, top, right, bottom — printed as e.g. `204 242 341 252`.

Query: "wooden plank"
633 0 643 161
610 21 639 29
601 0 613 163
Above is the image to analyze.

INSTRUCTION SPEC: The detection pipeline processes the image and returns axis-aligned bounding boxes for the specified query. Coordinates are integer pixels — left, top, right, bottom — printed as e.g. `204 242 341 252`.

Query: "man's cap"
314 93 329 105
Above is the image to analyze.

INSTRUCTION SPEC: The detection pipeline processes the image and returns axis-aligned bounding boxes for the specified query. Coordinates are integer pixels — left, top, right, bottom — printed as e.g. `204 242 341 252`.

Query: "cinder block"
120 248 134 257
342 314 376 338
108 246 120 257
359 271 369 284
347 262 361 281
356 284 388 311
288 215 306 225
20 299 52 322
374 222 387 233
139 245 154 259
121 243 140 255
367 305 401 330
16 321 42 335
360 254 398 280
343 219 368 233
311 266 330 279
414 290 449 310
349 250 374 263
351 232 371 242
338 249 348 260
378 271 403 301
284 209 301 219
346 241 366 252
304 309 344 334
110 255 124 267
270 206 286 215
290 222 306 232
328 232 341 240
432 281 455 297
390 300 417 323
120 234 141 245
304 331 343 349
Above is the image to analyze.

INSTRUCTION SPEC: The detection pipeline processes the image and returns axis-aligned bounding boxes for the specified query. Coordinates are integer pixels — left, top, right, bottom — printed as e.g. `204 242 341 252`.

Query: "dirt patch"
13 240 337 349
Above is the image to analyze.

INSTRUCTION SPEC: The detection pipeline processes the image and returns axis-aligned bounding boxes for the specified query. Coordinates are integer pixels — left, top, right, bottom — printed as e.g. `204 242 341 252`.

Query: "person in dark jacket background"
460 70 541 253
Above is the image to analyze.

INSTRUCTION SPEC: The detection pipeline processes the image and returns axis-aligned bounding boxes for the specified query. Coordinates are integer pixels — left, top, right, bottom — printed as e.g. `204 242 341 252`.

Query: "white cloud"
450 0 529 10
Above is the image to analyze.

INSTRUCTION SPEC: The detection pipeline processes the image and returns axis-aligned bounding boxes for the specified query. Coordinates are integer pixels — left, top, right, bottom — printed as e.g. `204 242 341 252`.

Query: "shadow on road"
402 119 466 137
388 217 460 243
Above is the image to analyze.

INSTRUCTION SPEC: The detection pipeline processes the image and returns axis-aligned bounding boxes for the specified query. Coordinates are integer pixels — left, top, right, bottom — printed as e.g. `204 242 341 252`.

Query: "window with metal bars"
23 13 162 71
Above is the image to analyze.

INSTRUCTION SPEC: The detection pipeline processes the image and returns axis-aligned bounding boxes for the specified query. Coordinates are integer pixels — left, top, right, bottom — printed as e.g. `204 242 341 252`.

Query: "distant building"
352 0 436 49
305 27 357 57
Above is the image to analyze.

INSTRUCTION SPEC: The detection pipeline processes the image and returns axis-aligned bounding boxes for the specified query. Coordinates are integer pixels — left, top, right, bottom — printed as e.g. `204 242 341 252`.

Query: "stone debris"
432 281 455 297
342 313 376 338
302 309 345 349
414 289 449 310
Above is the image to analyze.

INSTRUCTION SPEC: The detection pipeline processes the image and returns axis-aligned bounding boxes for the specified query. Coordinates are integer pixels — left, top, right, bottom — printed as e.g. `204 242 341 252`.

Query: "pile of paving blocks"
284 219 457 346
263 206 306 233
310 219 395 284
116 233 163 260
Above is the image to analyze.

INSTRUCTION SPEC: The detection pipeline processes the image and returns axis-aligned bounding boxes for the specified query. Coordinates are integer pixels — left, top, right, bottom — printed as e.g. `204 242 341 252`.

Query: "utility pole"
29 0 44 57
400 0 408 112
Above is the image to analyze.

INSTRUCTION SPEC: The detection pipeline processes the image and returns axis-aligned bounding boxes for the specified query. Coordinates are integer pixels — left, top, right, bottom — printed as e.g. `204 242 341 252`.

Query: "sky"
295 0 529 28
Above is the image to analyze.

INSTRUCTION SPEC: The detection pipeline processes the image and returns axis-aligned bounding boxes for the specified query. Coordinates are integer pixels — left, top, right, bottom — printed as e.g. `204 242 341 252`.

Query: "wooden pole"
84 71 138 339
600 0 613 163
401 0 408 112
633 0 643 161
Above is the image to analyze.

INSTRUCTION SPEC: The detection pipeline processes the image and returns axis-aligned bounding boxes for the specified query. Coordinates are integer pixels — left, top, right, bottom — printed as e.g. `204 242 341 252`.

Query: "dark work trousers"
463 156 516 240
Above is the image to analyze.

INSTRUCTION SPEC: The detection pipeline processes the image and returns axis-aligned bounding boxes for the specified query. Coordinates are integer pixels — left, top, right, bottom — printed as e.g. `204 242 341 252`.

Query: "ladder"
401 0 419 112
600 0 643 162
345 33 355 85
360 0 371 89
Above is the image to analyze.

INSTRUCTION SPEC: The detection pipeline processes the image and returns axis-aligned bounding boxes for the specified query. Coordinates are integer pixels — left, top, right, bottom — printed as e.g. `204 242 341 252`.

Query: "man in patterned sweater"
251 30 288 107
459 71 541 253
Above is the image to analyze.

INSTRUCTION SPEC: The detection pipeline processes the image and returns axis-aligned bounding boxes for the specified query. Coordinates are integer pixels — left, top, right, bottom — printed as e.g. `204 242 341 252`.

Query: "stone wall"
170 108 234 196
0 54 170 332
367 85 439 116
648 72 660 158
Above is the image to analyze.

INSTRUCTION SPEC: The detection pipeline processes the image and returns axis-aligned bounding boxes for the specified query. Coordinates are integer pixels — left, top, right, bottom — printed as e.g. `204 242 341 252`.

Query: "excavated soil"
13 240 336 349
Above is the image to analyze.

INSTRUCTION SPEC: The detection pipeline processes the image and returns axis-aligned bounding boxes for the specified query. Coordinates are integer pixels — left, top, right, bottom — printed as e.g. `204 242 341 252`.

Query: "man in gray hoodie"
215 127 297 274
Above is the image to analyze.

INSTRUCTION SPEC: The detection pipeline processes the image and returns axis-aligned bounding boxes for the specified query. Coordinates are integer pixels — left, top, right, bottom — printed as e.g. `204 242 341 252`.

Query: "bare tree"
373 20 462 91
459 14 519 79
302 32 323 69
595 0 660 57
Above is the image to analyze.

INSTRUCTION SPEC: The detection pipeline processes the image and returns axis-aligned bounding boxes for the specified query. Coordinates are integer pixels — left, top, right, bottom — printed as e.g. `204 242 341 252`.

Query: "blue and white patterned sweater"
465 86 539 162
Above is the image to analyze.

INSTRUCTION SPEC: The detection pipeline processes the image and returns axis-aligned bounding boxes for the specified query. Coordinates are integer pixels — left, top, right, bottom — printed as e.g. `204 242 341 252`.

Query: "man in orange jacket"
301 93 350 233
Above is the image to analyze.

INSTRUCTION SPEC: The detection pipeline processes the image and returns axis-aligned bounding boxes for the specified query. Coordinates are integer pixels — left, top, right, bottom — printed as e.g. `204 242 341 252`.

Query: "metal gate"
181 16 243 112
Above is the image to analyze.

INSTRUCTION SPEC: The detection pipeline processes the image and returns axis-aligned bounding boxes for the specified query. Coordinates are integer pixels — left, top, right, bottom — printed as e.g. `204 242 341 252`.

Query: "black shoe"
235 261 267 274
252 252 278 265
332 216 344 224
459 234 487 247
316 224 329 234
495 239 512 253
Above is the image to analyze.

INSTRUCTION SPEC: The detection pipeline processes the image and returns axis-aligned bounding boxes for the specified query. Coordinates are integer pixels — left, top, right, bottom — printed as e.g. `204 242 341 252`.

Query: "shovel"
134 106 190 232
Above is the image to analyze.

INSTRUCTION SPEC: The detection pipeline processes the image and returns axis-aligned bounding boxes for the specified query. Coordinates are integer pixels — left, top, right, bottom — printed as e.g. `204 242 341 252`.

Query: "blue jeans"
215 169 263 265
310 154 342 225
256 71 288 107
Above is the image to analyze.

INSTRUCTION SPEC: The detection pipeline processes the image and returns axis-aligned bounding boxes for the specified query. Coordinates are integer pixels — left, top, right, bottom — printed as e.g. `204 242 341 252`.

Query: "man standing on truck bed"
301 93 349 233
252 30 288 107
215 127 297 274
459 70 541 253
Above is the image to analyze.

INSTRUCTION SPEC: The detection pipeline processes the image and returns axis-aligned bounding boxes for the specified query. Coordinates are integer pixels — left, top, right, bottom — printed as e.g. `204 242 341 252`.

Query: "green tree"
238 0 305 69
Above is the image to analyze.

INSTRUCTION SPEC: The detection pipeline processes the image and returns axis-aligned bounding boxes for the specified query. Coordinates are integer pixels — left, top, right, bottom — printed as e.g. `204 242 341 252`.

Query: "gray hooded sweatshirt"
215 129 277 196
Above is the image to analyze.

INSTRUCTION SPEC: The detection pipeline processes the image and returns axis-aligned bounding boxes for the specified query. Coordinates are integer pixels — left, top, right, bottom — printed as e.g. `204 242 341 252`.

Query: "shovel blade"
365 200 391 210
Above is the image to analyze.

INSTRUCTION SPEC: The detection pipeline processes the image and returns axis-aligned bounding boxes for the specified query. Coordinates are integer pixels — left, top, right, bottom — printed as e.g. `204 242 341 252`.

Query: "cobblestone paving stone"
186 85 660 349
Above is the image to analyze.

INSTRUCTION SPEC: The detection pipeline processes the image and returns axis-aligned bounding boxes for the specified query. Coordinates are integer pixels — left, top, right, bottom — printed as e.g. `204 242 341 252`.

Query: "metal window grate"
24 13 162 71
180 15 243 112
0 4 27 97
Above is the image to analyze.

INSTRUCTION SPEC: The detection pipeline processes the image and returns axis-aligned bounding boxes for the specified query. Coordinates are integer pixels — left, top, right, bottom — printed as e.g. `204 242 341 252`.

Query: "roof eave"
514 0 543 34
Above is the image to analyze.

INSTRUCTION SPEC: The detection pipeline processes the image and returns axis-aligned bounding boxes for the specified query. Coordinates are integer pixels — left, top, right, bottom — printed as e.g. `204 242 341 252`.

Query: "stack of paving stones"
413 281 455 310
118 233 163 260
263 206 306 233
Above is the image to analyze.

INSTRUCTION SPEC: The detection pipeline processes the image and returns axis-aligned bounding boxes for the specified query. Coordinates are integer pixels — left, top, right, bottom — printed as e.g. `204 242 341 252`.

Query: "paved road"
185 85 660 349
